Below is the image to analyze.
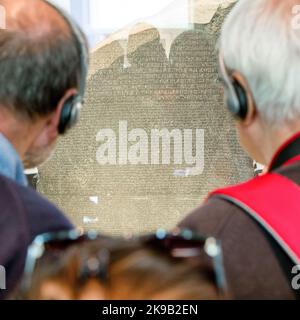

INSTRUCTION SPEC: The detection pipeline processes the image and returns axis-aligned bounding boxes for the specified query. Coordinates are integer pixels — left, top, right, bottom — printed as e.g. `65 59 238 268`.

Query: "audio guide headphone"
218 53 248 120
46 1 89 135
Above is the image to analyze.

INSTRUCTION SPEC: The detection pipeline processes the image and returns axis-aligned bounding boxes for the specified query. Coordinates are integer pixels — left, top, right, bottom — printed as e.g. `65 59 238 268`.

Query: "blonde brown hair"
25 237 224 300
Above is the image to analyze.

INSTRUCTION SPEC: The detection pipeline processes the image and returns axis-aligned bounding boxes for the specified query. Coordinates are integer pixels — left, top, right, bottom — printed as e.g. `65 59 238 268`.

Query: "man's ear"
232 72 257 126
45 88 78 139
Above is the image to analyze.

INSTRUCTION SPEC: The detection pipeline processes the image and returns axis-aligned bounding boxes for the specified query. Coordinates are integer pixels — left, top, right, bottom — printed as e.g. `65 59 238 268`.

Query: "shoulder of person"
0 174 73 241
178 195 251 237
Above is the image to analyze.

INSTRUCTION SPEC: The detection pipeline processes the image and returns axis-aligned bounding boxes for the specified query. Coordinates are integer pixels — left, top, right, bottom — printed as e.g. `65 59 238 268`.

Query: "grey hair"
220 0 300 126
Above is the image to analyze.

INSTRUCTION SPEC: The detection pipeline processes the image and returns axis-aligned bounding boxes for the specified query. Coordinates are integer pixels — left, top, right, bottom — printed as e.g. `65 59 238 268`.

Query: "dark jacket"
0 174 73 299
179 134 300 300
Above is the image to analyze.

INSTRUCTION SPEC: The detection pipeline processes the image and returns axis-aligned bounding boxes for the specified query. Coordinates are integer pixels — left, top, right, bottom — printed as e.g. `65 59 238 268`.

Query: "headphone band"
45 0 89 134
46 0 88 99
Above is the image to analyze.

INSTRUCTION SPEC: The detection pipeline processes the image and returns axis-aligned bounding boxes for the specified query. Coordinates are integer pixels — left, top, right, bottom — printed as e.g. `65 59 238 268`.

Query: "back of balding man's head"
0 0 88 120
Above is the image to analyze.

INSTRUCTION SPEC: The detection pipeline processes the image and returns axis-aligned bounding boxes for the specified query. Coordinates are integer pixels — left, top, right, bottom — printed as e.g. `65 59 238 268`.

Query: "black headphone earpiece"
58 95 82 135
223 78 248 121
219 54 249 121
46 1 88 135
231 79 248 120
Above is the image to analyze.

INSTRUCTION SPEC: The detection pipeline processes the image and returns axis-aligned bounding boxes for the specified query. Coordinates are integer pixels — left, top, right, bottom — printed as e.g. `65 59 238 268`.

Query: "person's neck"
260 122 300 166
0 110 36 160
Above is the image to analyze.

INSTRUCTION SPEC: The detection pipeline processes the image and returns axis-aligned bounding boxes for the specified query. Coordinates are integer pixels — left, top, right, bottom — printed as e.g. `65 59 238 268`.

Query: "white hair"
220 0 300 126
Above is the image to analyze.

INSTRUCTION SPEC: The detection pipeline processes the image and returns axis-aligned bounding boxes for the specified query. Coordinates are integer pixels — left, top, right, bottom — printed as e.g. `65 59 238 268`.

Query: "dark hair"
0 23 83 119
